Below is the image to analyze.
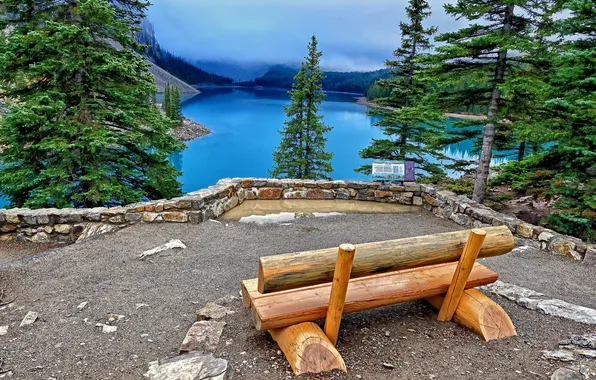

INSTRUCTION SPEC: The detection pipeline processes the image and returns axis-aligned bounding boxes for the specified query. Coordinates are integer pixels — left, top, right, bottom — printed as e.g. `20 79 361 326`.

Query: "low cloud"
147 0 461 71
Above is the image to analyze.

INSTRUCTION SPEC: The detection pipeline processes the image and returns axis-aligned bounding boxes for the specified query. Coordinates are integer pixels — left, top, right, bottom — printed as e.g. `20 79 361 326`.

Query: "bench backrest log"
258 225 514 294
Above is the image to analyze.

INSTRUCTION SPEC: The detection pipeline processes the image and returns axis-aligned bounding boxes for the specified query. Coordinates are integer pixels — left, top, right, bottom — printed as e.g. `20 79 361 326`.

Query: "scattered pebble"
19 311 38 328
96 323 117 334
106 314 125 322
77 301 88 310
0 325 8 335
382 363 395 369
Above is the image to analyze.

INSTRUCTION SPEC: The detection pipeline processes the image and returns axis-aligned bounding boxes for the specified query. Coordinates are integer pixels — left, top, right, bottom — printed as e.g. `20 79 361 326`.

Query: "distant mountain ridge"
237 65 390 95
193 60 271 82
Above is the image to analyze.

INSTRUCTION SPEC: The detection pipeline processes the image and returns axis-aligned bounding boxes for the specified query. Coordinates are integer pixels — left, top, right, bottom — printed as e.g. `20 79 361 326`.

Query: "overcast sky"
147 0 462 71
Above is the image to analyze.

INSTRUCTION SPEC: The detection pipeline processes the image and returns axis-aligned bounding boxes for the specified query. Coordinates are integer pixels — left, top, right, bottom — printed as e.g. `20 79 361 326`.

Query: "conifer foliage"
270 35 333 180
423 0 551 203
0 0 183 208
356 0 446 177
493 0 595 241
163 83 182 124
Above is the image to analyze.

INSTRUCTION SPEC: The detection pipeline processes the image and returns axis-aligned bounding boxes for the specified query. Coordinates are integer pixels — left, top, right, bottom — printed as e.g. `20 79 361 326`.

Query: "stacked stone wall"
0 178 593 265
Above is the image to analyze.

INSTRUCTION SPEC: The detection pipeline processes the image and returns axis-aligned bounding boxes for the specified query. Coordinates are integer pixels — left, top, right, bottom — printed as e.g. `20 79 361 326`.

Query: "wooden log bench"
241 226 517 375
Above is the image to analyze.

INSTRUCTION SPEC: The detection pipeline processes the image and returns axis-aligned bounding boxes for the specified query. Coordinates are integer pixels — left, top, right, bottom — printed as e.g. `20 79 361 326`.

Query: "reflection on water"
221 199 419 222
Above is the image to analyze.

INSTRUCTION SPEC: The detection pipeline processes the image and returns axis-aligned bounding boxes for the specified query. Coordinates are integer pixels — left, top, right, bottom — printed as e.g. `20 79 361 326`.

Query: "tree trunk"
518 139 526 161
399 126 408 158
472 5 514 203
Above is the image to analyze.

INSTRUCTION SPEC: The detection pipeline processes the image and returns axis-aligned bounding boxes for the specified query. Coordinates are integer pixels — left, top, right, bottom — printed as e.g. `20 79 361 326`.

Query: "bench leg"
269 322 347 375
426 289 517 341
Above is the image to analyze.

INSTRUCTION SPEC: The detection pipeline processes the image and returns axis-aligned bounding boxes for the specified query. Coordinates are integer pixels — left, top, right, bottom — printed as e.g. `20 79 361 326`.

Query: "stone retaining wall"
0 178 593 265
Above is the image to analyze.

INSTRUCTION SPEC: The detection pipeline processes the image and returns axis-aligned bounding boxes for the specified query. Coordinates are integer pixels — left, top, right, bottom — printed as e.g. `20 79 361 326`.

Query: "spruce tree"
494 0 595 241
163 83 171 118
542 0 595 241
270 35 333 180
0 0 183 208
356 0 446 177
171 87 183 123
423 0 553 202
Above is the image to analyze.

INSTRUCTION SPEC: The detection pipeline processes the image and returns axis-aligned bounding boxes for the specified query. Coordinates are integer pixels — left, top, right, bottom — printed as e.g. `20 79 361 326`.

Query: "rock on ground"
145 352 229 380
551 367 583 380
482 280 596 324
179 321 226 353
197 302 235 320
19 311 38 327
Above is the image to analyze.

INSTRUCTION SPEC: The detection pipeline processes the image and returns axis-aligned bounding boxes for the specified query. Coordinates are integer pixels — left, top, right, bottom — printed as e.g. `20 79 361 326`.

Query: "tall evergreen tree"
495 0 595 241
356 0 446 177
171 86 183 123
270 35 333 180
423 0 552 202
163 83 172 117
0 0 183 208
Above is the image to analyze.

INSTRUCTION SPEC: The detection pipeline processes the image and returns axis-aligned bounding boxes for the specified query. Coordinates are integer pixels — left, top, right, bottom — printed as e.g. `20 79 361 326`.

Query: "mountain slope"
138 19 232 88
147 61 199 94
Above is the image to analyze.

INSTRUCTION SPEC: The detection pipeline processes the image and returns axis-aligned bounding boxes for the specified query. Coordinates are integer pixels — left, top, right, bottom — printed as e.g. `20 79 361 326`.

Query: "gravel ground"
0 212 593 379
0 241 65 265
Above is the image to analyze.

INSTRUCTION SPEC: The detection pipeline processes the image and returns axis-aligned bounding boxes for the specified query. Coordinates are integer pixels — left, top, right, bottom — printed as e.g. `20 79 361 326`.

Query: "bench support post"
438 229 486 321
324 244 356 346
269 322 346 375
426 289 517 341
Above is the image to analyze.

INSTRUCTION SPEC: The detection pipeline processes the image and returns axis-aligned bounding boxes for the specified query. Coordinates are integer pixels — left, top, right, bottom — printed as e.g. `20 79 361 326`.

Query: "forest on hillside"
237 65 390 94
137 19 233 86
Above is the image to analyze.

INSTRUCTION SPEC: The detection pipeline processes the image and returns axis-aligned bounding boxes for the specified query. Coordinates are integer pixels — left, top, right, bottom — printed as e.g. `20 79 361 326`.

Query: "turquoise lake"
0 88 493 208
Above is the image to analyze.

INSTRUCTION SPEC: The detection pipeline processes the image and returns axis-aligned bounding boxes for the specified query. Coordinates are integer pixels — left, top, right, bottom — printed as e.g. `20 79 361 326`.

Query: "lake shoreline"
355 97 488 121
170 117 212 142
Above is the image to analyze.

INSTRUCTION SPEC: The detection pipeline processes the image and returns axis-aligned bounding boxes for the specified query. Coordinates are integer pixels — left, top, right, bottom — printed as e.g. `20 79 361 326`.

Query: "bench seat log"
269 322 346 375
258 226 514 294
247 261 499 331
426 289 517 341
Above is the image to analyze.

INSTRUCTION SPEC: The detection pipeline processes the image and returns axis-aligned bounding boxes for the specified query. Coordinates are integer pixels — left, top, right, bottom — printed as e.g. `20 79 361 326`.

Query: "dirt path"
0 212 593 379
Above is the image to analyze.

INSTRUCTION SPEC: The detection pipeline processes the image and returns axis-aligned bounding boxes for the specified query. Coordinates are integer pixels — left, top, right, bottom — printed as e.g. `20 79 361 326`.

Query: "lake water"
0 87 496 208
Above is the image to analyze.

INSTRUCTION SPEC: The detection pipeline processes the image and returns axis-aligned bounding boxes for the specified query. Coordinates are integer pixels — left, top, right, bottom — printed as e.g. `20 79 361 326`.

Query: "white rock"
76 223 120 242
77 301 88 310
536 299 596 325
542 350 576 362
96 323 117 333
482 281 596 324
0 325 8 335
139 239 186 260
136 303 150 309
144 352 229 380
19 311 38 328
